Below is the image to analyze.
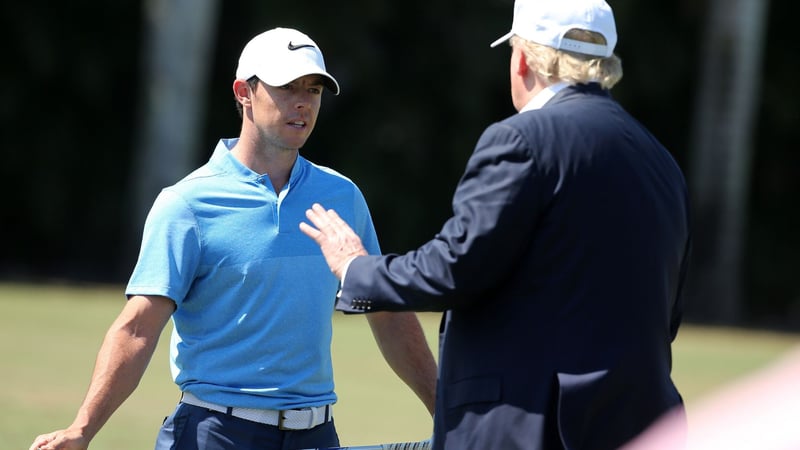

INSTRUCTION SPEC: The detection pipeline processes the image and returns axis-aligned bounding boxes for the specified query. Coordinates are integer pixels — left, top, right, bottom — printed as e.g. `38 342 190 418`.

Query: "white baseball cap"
490 0 618 58
235 27 340 95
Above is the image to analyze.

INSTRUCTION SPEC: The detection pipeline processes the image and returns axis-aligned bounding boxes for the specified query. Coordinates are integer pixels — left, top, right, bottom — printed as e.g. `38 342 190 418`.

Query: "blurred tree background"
0 0 797 328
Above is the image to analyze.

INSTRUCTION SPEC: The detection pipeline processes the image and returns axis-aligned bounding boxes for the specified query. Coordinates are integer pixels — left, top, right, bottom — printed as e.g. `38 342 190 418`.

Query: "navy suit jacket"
337 84 691 450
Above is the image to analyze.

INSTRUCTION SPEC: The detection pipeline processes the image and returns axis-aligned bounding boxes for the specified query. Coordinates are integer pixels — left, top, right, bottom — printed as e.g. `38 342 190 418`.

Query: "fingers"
30 429 86 450
299 203 367 280
306 205 360 251
326 206 351 230
298 221 321 241
306 203 335 229
299 204 325 241
300 203 343 238
30 433 54 450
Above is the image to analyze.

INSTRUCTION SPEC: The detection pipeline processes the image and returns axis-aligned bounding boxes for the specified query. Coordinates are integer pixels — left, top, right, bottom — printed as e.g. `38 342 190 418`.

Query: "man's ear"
233 79 252 107
516 49 529 77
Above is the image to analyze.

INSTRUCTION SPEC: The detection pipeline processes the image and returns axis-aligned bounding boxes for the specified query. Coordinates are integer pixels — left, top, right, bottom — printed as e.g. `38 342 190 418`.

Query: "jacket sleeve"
337 121 551 313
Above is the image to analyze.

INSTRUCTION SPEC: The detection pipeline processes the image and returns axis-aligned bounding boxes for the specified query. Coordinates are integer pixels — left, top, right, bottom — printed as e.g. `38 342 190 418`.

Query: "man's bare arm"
30 295 174 450
366 311 438 416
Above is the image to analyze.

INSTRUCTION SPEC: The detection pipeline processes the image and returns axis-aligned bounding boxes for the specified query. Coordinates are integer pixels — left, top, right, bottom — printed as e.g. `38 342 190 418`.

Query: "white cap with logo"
490 0 617 58
235 27 340 95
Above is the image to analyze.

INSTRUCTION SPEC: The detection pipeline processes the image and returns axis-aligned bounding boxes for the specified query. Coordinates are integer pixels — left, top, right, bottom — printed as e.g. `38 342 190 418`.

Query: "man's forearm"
68 321 160 441
30 296 173 450
68 295 173 443
366 311 438 415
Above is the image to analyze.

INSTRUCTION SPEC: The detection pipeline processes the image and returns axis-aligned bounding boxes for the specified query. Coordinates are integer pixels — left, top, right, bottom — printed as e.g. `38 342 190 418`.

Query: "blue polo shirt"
126 138 380 410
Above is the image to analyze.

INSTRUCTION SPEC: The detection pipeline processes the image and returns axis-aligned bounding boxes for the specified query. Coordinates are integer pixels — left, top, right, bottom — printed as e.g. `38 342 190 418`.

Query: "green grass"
1 283 798 448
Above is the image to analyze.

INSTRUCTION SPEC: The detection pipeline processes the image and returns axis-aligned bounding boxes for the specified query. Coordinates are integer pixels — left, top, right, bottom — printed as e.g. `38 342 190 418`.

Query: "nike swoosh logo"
288 41 315 51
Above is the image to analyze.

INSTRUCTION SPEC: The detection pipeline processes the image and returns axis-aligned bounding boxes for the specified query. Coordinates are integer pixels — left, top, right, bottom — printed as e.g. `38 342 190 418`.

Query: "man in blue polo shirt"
29 27 437 450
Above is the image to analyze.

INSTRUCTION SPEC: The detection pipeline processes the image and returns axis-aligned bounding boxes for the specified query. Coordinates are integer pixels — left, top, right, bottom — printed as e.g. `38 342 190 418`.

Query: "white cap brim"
490 31 515 48
252 61 340 96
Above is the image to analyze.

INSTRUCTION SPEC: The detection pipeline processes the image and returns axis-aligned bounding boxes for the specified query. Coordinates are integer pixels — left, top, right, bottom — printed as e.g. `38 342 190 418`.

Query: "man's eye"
309 87 322 94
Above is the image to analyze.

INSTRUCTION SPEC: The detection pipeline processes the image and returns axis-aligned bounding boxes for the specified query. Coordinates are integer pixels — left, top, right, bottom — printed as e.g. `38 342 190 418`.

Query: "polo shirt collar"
209 138 306 184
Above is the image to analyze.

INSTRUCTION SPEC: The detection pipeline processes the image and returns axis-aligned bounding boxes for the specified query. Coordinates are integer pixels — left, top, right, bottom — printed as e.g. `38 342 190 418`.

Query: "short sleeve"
352 186 381 256
125 189 202 304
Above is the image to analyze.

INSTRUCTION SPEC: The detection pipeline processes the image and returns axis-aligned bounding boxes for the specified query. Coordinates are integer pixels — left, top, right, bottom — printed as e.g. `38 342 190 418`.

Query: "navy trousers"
154 403 340 450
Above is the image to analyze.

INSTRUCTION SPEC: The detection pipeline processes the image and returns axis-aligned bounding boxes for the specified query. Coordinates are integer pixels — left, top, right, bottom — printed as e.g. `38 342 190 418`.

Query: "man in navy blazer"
301 0 692 448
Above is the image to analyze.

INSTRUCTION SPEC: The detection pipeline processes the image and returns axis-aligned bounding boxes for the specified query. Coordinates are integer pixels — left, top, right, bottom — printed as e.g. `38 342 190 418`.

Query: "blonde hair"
510 29 623 89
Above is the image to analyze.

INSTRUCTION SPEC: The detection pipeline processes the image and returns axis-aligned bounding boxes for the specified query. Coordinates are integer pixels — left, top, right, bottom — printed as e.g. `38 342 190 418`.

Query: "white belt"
180 392 333 430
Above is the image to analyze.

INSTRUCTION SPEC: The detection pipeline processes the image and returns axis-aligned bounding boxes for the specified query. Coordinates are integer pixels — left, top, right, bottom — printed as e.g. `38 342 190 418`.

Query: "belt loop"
325 404 331 421
226 406 233 416
278 410 287 430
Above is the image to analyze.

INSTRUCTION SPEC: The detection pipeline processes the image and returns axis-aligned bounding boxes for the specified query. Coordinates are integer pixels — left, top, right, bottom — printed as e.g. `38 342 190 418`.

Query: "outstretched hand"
299 203 368 280
30 428 89 450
